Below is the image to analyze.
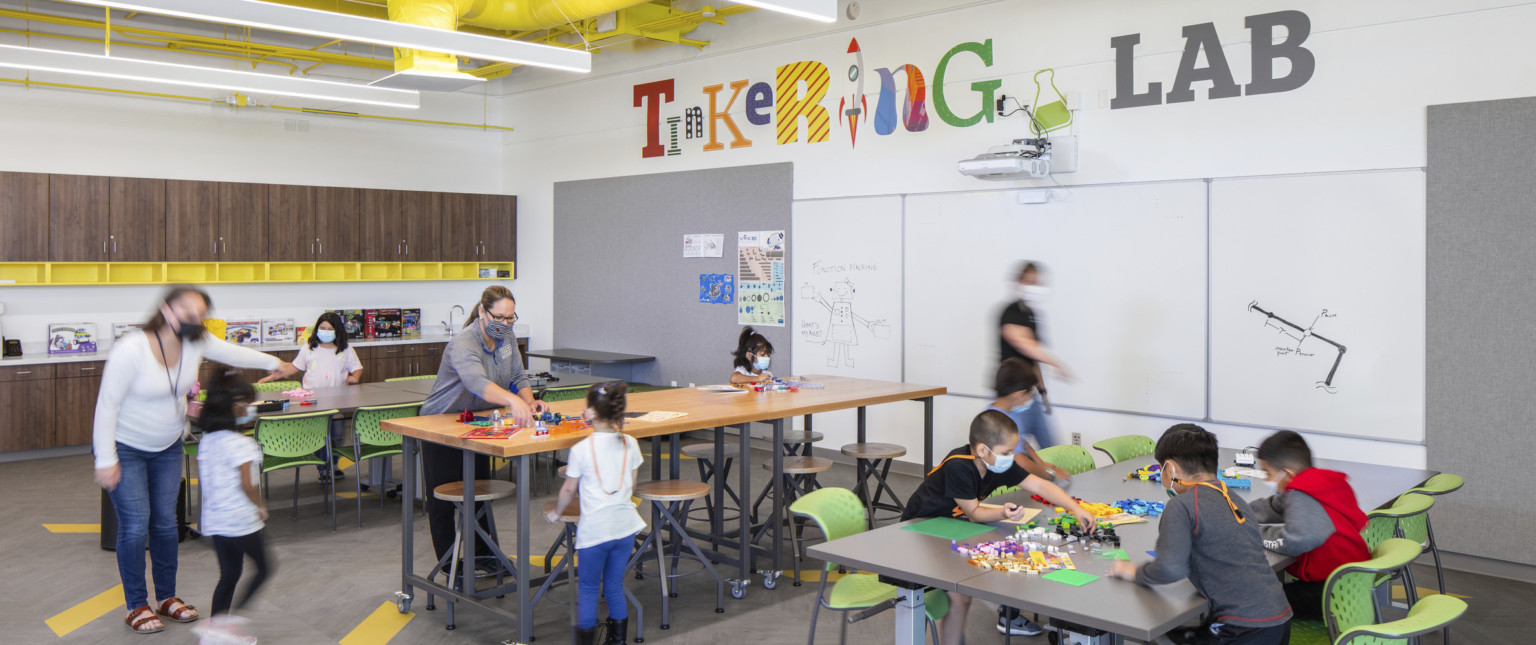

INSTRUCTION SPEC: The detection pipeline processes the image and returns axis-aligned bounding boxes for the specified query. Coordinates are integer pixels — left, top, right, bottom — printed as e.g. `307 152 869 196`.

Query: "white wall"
501 0 1536 468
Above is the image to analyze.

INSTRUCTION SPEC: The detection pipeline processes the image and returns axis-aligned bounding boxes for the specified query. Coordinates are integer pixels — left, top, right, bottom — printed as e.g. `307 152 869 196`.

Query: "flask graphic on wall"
1030 68 1072 134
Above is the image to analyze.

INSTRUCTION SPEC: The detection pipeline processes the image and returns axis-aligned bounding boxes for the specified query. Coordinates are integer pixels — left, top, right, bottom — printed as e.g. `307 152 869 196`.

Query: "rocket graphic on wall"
839 38 867 147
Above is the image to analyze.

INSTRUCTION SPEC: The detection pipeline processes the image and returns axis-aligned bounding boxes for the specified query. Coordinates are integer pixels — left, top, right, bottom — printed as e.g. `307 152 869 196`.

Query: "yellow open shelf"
0 262 513 287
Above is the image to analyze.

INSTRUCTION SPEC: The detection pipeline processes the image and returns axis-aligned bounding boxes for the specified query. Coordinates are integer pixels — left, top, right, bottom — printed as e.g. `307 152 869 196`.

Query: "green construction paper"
1097 549 1130 561
901 517 998 541
1041 569 1100 587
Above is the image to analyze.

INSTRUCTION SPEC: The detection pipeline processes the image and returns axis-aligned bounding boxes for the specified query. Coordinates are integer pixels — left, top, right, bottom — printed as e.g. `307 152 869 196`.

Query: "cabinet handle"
317 238 323 256
81 366 95 371
213 240 218 256
397 243 401 255
111 236 117 254
404 241 408 255
103 239 107 254
310 240 315 255
221 238 226 255
16 371 30 375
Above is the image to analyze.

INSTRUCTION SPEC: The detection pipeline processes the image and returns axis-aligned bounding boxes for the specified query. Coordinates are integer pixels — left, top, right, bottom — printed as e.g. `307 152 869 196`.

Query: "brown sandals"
156 597 200 623
125 606 164 634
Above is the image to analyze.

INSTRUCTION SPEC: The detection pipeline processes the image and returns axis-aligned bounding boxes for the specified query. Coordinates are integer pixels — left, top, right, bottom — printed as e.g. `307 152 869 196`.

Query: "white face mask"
1016 284 1050 305
1260 478 1281 495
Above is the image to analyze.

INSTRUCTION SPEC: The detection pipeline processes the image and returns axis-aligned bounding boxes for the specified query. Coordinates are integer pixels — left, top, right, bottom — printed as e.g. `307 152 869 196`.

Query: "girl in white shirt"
546 382 644 645
260 312 364 483
190 368 269 645
93 286 290 635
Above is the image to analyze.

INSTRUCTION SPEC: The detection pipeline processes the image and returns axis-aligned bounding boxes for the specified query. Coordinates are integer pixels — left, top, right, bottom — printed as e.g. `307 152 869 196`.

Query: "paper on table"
976 503 1043 525
631 410 687 423
1041 569 1100 587
901 517 999 541
697 384 747 393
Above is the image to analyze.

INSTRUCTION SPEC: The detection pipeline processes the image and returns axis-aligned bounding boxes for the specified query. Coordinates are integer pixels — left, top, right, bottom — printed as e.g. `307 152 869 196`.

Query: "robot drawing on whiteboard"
1247 301 1347 393
802 279 890 368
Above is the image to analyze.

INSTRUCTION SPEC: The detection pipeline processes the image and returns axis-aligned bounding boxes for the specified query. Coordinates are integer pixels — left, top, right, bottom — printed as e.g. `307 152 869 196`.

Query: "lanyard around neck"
588 434 630 495
153 332 185 417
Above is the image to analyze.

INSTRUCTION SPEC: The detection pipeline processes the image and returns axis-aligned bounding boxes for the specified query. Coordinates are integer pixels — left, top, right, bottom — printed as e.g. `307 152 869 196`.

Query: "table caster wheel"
762 571 780 590
729 579 747 599
394 592 412 614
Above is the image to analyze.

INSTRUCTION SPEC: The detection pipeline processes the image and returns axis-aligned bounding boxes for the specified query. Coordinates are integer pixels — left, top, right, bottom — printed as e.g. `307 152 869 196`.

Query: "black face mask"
173 318 205 340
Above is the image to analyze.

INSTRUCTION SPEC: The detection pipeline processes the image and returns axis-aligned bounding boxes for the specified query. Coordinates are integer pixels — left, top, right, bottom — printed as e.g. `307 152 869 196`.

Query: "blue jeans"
1015 394 1054 449
107 442 183 610
576 534 635 628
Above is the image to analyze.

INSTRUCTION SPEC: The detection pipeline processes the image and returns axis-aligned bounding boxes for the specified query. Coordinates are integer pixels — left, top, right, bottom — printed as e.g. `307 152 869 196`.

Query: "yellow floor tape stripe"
336 492 380 500
46 584 123 637
339 601 414 645
43 524 101 533
338 456 356 470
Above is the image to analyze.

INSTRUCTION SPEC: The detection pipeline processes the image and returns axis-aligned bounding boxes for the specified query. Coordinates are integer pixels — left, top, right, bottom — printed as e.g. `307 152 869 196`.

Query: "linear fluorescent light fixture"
733 0 837 23
68 0 592 73
0 44 420 108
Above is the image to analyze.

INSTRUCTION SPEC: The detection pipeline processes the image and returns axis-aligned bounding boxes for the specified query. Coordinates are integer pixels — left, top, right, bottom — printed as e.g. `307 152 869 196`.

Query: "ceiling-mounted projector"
958 138 1052 180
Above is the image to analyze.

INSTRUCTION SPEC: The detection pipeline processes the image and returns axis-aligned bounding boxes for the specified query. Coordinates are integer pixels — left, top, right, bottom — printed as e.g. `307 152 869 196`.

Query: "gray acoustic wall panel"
1427 97 1536 565
553 163 793 388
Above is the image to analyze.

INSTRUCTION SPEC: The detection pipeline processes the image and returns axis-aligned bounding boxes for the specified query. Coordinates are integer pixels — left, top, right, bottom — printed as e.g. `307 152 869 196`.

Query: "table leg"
857 406 867 445
399 437 416 611
670 434 681 480
517 454 532 645
651 437 662 481
894 587 927 645
922 397 935 473
712 427 724 560
771 418 784 580
461 449 475 602
737 423 752 591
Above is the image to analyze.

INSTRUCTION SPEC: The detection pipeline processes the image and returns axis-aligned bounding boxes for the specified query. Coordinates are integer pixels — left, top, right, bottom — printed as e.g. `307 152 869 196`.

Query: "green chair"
1035 444 1097 475
385 375 436 382
1321 538 1467 645
790 488 948 645
539 385 588 403
345 403 420 528
1403 474 1462 596
1090 434 1156 464
1363 493 1437 613
255 409 341 532
254 380 301 393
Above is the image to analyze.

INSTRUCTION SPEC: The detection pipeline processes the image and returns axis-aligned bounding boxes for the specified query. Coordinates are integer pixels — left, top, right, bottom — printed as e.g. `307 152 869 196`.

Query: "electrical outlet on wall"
1072 432 1082 446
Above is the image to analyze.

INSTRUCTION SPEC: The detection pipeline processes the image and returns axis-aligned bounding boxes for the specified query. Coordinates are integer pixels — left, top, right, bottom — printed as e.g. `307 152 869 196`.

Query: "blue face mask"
317 329 337 344
983 446 1013 474
753 356 771 371
237 412 257 426
1010 397 1035 414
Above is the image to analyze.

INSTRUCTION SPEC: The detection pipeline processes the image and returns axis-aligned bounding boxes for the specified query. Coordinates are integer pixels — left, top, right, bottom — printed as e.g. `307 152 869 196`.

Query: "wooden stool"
627 480 725 631
780 430 824 457
681 442 742 525
841 442 908 529
426 480 516 630
751 456 833 586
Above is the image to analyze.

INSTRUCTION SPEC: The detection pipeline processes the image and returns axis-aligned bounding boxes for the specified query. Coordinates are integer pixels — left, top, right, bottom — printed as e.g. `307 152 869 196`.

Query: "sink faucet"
446 305 466 335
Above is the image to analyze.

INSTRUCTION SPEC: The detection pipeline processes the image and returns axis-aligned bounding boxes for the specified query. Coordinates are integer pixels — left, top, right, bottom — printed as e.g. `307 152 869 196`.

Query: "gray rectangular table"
526 348 655 382
811 448 1438 644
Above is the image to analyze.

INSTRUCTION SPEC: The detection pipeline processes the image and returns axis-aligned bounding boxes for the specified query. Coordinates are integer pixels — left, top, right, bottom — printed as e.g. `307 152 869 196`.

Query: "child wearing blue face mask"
902 410 1096 644
988 358 1071 486
192 367 272 645
260 312 364 483
728 326 775 385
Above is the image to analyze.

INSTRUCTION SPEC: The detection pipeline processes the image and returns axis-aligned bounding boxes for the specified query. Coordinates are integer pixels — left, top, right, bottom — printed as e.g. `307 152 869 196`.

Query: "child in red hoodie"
1250 431 1371 620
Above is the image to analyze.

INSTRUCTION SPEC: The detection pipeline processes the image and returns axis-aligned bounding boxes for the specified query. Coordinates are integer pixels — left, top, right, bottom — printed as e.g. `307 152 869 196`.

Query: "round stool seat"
681 443 739 459
433 480 516 503
634 479 711 502
841 442 907 459
765 456 834 475
781 431 823 444
542 497 581 523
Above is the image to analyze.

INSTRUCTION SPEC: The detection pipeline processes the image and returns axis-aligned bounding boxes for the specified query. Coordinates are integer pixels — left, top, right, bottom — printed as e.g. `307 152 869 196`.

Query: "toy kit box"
262 318 295 344
224 320 261 345
402 309 421 337
48 323 98 354
342 310 365 338
371 308 401 339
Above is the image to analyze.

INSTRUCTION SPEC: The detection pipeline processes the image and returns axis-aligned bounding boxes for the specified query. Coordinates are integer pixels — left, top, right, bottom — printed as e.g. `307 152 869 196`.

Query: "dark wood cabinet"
0 172 49 261
484 195 516 262
403 190 442 262
165 180 220 262
440 193 515 262
316 187 358 261
109 178 166 261
363 189 442 262
0 364 57 452
268 185 357 261
218 182 269 262
49 174 109 261
54 362 104 447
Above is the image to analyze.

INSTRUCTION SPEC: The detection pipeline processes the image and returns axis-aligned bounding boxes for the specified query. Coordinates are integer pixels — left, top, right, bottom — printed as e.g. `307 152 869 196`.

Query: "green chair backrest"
1324 538 1422 643
1407 473 1463 496
789 488 869 572
254 380 301 393
385 375 436 382
1364 493 1434 548
255 409 338 458
1035 444 1096 475
353 403 420 447
1090 434 1156 464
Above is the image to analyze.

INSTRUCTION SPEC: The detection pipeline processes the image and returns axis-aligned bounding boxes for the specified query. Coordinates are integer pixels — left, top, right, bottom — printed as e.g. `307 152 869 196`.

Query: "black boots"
602 617 629 645
574 625 597 645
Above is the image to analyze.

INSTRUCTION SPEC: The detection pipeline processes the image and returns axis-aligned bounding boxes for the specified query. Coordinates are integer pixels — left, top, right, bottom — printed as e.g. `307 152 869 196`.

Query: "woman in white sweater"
93 286 293 635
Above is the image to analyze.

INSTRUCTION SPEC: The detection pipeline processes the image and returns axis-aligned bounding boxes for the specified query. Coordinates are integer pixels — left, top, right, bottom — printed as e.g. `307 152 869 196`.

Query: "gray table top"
811 446 1438 640
367 379 437 396
530 373 622 390
256 383 426 417
526 348 655 363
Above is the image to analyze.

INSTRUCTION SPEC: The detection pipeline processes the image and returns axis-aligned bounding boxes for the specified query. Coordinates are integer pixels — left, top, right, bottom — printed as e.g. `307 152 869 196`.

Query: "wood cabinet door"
315 187 359 261
109 177 166 261
438 192 483 262
53 375 103 447
218 182 270 262
267 185 316 262
0 379 55 452
359 189 403 262
402 190 441 262
482 195 517 263
165 180 220 262
0 172 49 261
49 174 109 261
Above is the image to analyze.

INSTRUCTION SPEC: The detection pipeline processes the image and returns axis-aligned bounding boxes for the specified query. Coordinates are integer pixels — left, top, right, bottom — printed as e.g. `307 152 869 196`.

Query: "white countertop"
0 332 466 367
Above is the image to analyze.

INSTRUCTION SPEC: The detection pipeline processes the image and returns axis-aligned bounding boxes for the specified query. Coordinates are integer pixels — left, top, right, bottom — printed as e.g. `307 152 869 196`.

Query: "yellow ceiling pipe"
457 0 650 32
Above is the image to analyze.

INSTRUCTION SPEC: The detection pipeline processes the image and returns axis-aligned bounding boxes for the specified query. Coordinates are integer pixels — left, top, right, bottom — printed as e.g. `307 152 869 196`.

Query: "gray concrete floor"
5 441 1525 644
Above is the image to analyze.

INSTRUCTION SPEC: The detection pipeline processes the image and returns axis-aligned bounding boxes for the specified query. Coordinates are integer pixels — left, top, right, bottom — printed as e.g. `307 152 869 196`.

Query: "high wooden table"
381 375 945 643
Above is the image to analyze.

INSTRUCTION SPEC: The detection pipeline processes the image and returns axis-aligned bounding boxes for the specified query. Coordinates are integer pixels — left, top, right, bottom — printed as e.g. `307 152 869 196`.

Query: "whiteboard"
1209 170 1425 442
903 183 1207 418
791 197 904 382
